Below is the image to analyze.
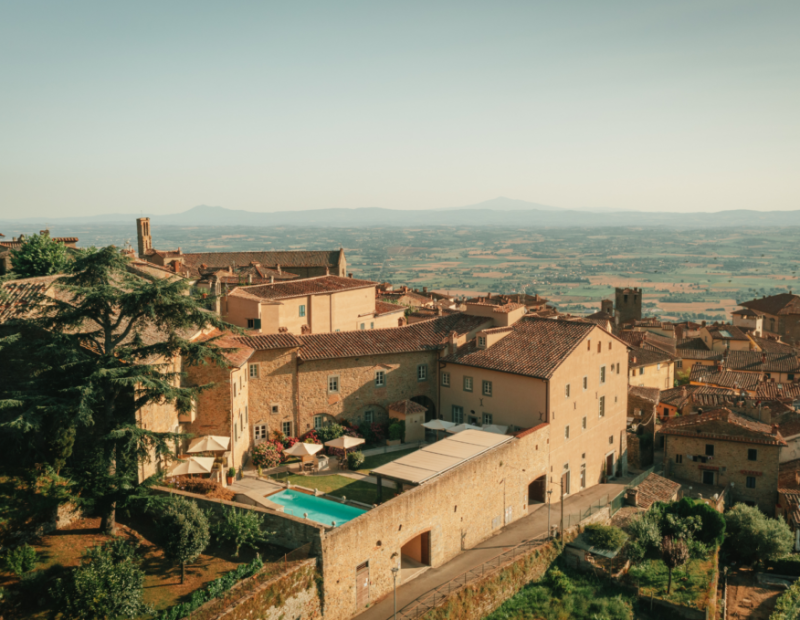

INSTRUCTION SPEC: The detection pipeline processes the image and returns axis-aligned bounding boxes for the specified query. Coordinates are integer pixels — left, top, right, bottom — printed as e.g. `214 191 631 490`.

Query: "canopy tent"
482 424 509 435
187 435 231 453
167 456 215 477
446 423 483 434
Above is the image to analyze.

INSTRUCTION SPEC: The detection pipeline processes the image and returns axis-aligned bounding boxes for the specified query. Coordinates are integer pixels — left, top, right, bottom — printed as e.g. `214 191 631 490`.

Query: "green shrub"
388 421 405 441
347 451 365 470
626 511 662 556
584 524 626 551
210 506 273 557
725 503 793 566
545 567 573 597
772 577 800 620
316 423 345 444
3 544 37 576
767 555 800 577
159 497 210 583
653 497 726 547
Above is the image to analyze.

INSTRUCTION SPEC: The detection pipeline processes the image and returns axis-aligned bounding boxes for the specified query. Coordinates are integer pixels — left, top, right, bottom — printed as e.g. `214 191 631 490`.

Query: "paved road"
353 482 626 620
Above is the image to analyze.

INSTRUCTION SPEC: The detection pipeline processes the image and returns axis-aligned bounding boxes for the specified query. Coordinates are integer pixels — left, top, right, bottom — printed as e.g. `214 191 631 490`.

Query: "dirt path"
726 569 782 620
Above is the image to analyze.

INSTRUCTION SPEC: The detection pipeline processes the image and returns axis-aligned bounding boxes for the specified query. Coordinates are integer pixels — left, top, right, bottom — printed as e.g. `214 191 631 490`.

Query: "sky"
1 1 798 217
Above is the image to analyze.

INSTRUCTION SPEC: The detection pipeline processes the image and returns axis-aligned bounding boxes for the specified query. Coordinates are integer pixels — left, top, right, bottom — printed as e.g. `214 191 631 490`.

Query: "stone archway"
411 395 436 422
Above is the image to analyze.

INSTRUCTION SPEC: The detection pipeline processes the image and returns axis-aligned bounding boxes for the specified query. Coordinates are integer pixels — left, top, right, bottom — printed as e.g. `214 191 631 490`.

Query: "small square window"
360 323 365 330
565 384 571 398
482 380 492 396
703 471 715 485
282 421 292 436
417 364 428 381
705 444 714 457
441 372 450 387
375 370 386 387
249 363 259 379
747 448 757 461
482 412 493 425
247 318 262 329
328 376 339 393
271 404 279 415
254 424 267 440
463 376 473 392
314 415 324 429
299 304 306 317
746 476 756 489
478 336 486 347
364 410 374 423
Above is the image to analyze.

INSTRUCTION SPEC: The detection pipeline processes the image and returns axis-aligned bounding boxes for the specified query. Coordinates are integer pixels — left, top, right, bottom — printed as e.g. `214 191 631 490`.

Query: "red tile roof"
629 345 673 369
740 294 800 317
193 329 254 367
726 351 800 374
297 313 490 361
235 333 304 350
689 366 761 391
661 408 787 446
492 302 526 314
628 385 660 403
440 317 603 380
756 381 800 400
705 324 749 341
375 300 405 316
0 275 62 322
388 399 428 415
635 473 681 510
229 275 377 301
176 250 344 279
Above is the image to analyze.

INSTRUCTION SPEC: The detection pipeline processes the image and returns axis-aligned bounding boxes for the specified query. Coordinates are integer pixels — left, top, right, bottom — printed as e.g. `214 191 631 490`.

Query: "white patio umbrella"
482 424 509 435
422 419 456 431
446 423 483 434
324 436 365 451
167 456 215 477
284 442 324 457
187 435 231 453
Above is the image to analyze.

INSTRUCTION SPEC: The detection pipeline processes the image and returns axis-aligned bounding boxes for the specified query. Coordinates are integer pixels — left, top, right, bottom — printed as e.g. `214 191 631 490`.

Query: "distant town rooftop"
229 275 378 301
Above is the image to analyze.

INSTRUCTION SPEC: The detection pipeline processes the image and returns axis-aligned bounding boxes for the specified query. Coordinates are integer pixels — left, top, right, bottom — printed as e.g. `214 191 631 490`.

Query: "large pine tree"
0 247 231 533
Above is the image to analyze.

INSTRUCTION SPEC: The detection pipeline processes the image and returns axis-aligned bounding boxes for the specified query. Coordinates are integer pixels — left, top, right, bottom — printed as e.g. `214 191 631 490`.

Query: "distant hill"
3 200 800 228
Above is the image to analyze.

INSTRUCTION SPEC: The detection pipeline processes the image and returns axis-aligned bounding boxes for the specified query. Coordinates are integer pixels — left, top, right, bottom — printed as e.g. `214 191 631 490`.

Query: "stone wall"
627 432 653 469
138 353 184 481
318 426 550 620
150 486 324 553
248 347 300 438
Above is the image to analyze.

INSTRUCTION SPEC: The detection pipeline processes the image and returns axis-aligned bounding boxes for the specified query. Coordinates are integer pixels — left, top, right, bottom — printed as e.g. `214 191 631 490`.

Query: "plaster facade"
629 360 674 390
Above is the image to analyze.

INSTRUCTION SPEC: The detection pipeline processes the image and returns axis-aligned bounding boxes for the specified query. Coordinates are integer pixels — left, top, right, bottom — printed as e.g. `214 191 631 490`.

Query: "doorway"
606 453 614 478
702 470 715 485
355 561 369 610
528 475 547 503
411 395 436 422
400 531 431 584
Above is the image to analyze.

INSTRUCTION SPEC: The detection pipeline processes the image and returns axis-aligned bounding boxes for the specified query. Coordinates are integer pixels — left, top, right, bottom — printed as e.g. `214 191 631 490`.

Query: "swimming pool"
269 489 366 527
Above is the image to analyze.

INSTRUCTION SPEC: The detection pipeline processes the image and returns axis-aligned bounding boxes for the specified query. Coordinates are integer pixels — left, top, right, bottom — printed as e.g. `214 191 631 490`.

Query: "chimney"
762 352 767 364
349 273 353 278
681 386 687 398
448 331 458 355
772 424 780 435
325 265 330 275
702 320 706 327
437 306 443 316
270 275 274 284
423 286 428 294
248 274 253 284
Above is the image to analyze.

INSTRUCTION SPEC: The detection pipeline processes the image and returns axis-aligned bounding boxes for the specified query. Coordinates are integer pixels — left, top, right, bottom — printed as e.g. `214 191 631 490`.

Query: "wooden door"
420 531 430 565
606 453 614 477
355 561 369 609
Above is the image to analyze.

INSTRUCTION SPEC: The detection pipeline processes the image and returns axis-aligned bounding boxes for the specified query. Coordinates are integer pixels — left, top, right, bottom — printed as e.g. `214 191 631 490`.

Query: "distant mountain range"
2 199 800 228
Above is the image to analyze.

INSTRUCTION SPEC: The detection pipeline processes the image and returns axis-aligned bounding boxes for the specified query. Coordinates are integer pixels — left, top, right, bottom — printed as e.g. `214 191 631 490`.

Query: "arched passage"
410 395 436 422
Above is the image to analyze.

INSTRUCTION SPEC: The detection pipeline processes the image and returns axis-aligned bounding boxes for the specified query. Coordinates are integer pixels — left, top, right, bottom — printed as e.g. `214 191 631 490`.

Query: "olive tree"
160 497 210 583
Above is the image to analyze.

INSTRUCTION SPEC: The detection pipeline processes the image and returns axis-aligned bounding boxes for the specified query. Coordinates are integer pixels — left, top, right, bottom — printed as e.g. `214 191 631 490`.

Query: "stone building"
698 323 753 352
628 345 674 390
614 287 642 325
662 408 785 514
738 293 800 344
222 275 404 335
439 316 630 500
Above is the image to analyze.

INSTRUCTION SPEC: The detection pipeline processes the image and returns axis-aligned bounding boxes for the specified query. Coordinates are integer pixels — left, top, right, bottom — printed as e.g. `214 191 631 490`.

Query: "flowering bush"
251 442 281 469
300 430 321 444
283 436 299 450
371 422 387 444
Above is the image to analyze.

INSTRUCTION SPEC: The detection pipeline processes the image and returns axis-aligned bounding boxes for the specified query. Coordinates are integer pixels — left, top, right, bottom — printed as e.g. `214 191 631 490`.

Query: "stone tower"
615 287 642 325
136 218 152 258
600 299 614 316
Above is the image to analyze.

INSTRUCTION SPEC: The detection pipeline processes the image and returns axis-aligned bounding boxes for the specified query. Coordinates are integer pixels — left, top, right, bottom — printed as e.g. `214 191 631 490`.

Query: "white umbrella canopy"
187 435 231 453
422 419 456 431
324 436 365 450
284 442 324 457
167 456 215 477
482 424 509 435
446 423 483 434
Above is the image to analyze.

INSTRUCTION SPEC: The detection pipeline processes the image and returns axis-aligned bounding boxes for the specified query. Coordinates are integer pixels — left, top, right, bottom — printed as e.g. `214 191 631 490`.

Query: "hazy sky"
1 1 798 217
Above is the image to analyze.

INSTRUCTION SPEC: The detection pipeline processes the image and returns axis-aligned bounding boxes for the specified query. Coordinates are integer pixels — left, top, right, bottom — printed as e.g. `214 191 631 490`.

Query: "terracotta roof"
0 236 78 250
740 294 800 317
777 412 800 439
660 407 787 446
229 275 377 301
375 300 405 316
629 345 673 369
690 366 761 391
677 337 709 351
381 290 433 306
628 385 661 403
659 385 699 407
586 309 614 320
193 329 253 367
779 459 800 489
635 473 681 510
726 351 800 374
440 317 602 380
492 302 526 314
750 336 800 355
678 348 720 361
705 324 749 341
620 330 677 357
297 313 490 361
691 386 739 407
732 307 761 317
235 333 304 350
176 250 344 279
388 399 428 415
756 381 800 400
0 275 62 322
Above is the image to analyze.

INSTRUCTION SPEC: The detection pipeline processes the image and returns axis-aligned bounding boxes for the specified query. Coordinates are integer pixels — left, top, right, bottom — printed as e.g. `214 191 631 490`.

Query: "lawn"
630 557 715 609
271 473 398 505
357 448 419 474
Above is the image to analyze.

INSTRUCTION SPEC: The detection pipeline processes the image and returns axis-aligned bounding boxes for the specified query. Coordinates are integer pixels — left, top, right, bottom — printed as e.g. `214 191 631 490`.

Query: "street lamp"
547 489 553 538
391 565 399 620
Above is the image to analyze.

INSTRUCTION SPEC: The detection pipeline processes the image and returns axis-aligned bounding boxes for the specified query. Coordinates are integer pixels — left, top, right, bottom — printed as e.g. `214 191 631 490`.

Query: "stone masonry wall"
318 426 550 620
248 348 300 438
137 353 183 481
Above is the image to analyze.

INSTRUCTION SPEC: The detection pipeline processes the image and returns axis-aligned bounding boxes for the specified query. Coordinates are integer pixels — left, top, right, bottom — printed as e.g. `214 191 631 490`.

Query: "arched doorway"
411 395 436 421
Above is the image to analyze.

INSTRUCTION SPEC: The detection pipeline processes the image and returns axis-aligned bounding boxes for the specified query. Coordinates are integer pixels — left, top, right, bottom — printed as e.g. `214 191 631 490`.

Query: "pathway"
353 482 626 620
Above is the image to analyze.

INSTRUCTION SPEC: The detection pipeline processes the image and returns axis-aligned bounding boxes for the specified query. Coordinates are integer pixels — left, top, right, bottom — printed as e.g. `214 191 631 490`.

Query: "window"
582 416 587 430
565 425 570 440
580 464 586 488
600 366 606 384
313 415 324 429
270 404 278 415
417 364 428 381
364 410 374 423
597 341 601 353
676 360 683 369
702 471 715 485
463 376 473 392
247 318 261 329
587 339 591 351
565 384 571 398
746 476 756 489
375 370 386 387
608 341 612 350
328 376 339 393
254 424 267 440
675 454 683 464
482 380 492 396
360 323 365 330
609 435 613 444
583 376 588 390
441 372 450 387
748 448 758 461
657 363 661 370
370 322 374 329
478 336 486 347
234 422 237 442
298 304 306 317
233 383 236 397
245 405 249 422
705 444 714 457
282 421 292 436
452 405 464 424
599 396 605 417
789 373 796 381
482 412 493 425
249 363 259 378
639 367 644 375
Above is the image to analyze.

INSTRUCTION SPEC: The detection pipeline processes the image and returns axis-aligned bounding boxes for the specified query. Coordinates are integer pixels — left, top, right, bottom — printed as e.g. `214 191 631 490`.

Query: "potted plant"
227 467 236 485
387 421 404 446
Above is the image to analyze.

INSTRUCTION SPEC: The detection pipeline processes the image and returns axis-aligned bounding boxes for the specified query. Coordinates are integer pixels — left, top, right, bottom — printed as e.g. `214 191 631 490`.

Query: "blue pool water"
269 490 366 526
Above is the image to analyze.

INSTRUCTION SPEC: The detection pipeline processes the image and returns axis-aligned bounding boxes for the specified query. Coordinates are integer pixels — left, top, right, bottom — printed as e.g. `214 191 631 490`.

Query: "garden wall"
151 486 324 554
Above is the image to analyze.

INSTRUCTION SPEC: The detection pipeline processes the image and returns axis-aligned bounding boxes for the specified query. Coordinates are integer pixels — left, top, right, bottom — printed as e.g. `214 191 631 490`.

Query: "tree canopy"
725 502 793 566
10 231 70 277
159 497 210 583
0 246 231 532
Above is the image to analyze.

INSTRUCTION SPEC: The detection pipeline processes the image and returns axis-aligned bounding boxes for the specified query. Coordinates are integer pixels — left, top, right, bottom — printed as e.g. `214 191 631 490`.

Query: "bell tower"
136 218 152 258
